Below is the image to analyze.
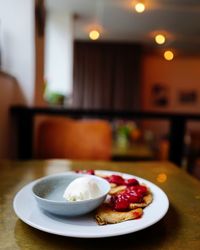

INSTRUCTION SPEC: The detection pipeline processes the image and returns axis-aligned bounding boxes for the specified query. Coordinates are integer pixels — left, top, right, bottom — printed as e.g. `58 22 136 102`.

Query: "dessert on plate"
76 170 153 225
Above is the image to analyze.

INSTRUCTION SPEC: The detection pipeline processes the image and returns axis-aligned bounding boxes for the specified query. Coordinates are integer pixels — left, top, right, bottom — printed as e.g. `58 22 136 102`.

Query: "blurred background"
1 0 200 179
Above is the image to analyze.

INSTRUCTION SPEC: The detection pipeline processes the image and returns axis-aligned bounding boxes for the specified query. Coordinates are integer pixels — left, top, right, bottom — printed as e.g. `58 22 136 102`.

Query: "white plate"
13 170 169 238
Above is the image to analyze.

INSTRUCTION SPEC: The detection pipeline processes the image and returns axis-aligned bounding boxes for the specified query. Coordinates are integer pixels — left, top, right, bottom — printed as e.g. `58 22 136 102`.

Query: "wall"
0 0 35 105
142 55 200 113
0 0 35 158
141 54 200 135
44 10 73 96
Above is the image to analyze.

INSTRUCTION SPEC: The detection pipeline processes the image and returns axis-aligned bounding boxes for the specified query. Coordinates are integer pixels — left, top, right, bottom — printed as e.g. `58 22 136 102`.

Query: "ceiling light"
135 2 145 13
164 50 174 61
155 34 166 45
89 30 100 40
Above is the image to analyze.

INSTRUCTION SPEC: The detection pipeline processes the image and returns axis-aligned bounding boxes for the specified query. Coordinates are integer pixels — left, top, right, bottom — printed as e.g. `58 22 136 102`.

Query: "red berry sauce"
105 174 139 187
105 175 125 185
110 185 148 211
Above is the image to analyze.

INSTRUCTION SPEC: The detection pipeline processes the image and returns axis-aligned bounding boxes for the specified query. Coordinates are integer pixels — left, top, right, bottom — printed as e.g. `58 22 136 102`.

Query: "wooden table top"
0 160 200 250
112 143 154 161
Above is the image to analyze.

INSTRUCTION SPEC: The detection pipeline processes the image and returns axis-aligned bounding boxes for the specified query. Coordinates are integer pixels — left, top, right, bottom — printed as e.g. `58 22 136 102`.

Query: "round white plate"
13 170 169 238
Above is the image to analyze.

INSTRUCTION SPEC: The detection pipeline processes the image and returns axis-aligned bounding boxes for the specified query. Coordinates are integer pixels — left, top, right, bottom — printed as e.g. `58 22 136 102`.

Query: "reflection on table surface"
0 160 200 250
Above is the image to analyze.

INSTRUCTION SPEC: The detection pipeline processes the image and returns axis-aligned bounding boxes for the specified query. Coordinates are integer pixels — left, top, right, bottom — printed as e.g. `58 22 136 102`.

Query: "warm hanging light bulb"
89 30 100 40
155 34 166 45
164 50 174 61
135 1 145 13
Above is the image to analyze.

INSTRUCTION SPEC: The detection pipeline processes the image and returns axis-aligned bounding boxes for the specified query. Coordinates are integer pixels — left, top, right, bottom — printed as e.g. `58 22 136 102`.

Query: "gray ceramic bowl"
32 172 110 217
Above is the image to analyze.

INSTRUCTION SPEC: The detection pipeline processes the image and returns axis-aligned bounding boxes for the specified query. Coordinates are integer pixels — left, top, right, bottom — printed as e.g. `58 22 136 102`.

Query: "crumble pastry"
95 174 153 225
96 204 143 225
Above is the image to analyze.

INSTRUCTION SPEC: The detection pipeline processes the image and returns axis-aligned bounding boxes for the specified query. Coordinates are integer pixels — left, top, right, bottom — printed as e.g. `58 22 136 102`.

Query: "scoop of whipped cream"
63 176 102 201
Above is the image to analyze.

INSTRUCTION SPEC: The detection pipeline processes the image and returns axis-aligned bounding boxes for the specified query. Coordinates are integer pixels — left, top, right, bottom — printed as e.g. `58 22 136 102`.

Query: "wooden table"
112 143 154 161
0 160 200 249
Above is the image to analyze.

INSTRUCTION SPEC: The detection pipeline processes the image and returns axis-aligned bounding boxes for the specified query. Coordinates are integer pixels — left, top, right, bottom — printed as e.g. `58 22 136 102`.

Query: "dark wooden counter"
112 143 154 161
11 105 200 168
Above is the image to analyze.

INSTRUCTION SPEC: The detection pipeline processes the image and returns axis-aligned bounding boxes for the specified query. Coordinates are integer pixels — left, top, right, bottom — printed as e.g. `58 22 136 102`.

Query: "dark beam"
169 117 186 167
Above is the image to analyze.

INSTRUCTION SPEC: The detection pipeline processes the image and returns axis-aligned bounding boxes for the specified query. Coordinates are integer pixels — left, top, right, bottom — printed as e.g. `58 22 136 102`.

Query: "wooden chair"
36 117 112 160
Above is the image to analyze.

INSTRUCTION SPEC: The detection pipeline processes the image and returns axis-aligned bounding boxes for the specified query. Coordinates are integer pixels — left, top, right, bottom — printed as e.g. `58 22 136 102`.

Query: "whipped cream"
63 176 102 201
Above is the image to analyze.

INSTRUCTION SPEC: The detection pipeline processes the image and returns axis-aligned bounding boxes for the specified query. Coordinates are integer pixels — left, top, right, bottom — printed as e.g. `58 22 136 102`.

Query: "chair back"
36 117 112 160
